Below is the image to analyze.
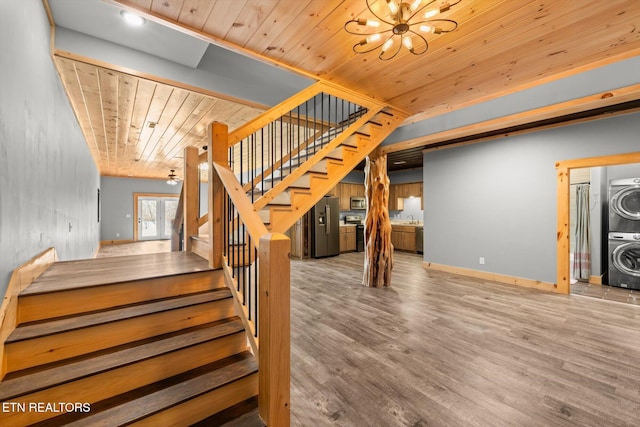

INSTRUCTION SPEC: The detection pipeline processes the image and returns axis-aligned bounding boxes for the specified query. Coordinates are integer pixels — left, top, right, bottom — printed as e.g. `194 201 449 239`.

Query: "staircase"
0 252 262 426
0 83 407 426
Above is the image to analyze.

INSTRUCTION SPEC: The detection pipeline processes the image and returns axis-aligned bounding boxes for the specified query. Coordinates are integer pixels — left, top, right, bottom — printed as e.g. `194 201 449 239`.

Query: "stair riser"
5 299 235 372
1 332 248 426
17 271 224 324
191 238 210 261
131 374 258 427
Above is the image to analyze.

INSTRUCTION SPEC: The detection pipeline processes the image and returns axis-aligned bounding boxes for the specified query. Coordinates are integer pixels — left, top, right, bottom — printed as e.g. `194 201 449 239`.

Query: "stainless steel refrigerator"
311 196 339 258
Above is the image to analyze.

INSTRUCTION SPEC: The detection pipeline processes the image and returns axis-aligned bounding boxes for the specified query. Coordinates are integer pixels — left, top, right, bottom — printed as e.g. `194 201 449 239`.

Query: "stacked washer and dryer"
608 178 640 290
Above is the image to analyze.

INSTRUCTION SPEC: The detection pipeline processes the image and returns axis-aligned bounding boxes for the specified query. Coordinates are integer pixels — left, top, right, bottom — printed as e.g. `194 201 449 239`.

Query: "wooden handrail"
171 187 184 252
212 162 269 248
228 81 390 147
228 82 325 146
253 106 382 211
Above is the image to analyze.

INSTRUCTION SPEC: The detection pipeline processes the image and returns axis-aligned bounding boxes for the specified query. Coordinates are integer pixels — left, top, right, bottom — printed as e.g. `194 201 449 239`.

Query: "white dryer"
608 178 640 232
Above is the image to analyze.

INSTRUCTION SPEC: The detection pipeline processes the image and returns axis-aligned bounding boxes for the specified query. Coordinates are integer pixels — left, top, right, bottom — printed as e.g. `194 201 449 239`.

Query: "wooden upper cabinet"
388 182 423 211
353 183 365 198
335 182 365 210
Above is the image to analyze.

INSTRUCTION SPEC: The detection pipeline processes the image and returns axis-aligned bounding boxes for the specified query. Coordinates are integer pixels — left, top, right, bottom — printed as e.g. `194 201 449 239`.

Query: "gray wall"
423 112 640 284
389 168 423 184
100 177 181 241
0 1 100 296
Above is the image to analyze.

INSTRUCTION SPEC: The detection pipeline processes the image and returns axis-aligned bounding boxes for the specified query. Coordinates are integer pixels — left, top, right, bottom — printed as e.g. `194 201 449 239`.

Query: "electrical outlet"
479 257 485 265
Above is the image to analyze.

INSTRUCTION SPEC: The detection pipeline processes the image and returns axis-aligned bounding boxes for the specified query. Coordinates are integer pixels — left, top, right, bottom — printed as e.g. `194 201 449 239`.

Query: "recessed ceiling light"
120 10 146 27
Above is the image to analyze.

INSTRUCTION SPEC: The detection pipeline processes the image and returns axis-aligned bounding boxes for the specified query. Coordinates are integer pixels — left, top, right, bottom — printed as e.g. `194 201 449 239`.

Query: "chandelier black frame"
344 0 461 61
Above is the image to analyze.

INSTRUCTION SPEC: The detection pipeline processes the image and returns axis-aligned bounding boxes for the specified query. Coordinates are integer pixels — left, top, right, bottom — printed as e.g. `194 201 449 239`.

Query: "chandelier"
344 0 461 60
166 169 179 186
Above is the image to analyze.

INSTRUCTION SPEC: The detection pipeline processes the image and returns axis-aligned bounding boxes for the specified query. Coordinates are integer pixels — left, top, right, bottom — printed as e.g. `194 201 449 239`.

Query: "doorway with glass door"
137 195 179 241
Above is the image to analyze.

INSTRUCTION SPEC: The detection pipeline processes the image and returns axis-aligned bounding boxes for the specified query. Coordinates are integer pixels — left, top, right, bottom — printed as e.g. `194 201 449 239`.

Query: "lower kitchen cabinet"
391 225 416 252
339 226 357 252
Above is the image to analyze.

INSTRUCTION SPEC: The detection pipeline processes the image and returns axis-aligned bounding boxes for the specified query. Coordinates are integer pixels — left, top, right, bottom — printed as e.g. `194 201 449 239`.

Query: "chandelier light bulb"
402 36 414 50
424 8 439 19
419 24 434 33
365 19 381 27
386 0 399 15
365 33 382 44
382 38 395 52
410 0 423 11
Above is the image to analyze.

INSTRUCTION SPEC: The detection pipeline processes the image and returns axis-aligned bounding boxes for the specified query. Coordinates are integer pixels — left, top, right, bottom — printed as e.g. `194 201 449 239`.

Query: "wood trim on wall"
385 84 640 156
423 261 557 293
132 193 180 241
0 248 57 379
555 151 640 295
100 239 136 246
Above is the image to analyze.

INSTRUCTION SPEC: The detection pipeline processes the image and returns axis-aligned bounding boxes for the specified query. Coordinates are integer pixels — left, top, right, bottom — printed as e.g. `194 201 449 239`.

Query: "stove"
344 215 364 252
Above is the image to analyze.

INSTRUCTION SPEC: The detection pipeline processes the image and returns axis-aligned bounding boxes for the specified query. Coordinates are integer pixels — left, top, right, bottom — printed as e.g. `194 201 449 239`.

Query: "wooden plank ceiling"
112 0 640 123
54 56 265 179
64 0 640 177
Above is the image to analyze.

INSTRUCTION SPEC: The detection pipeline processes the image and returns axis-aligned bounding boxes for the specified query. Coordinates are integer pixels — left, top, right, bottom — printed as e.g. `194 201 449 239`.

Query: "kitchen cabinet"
336 182 366 211
340 226 357 252
391 225 417 252
339 183 351 210
389 182 423 211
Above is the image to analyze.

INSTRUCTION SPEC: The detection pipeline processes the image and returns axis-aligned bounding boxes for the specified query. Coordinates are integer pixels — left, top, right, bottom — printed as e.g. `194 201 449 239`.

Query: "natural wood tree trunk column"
363 151 393 287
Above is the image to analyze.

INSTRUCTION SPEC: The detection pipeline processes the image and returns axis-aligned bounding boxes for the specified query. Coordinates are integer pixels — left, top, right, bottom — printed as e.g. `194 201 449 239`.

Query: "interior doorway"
556 151 640 295
133 193 179 241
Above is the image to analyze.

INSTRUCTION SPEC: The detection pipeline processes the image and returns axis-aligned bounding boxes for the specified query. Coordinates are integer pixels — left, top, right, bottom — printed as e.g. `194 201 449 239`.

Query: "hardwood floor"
97 240 170 257
571 281 640 306
290 252 640 426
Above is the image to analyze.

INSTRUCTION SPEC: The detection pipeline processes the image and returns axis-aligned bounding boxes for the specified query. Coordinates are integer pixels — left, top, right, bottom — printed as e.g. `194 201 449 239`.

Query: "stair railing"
208 122 291 427
228 82 387 206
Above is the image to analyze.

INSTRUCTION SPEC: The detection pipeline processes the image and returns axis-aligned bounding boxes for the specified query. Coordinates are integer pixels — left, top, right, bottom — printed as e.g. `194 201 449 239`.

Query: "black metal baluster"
254 245 258 337
247 234 252 322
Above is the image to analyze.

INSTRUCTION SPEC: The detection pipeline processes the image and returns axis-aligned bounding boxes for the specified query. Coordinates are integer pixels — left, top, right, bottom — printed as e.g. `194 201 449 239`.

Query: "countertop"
339 221 424 227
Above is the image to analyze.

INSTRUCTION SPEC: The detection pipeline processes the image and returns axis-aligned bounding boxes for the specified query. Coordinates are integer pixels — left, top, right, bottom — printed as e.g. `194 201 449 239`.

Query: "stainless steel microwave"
350 197 366 210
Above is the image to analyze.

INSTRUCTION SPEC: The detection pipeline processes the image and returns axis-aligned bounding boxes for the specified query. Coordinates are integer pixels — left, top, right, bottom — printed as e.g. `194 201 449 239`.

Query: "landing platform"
22 252 212 296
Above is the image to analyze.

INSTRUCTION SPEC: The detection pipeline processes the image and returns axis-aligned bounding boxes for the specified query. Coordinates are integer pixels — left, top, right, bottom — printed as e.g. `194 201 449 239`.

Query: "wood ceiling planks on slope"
54 56 264 179
113 0 640 124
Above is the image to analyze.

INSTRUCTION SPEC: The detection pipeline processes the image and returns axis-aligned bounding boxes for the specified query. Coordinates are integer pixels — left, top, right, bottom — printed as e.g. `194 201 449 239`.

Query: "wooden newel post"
209 122 228 269
258 233 291 426
183 146 199 253
363 152 393 287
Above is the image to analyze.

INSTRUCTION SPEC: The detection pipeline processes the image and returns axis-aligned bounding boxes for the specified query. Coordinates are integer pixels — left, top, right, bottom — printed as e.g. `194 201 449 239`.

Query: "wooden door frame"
133 193 179 241
555 151 640 294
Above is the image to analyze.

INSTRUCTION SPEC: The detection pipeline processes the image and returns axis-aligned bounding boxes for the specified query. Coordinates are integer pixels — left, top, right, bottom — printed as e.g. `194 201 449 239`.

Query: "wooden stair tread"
191 234 210 243
52 352 258 426
22 252 212 296
7 289 232 343
0 317 245 401
192 397 265 427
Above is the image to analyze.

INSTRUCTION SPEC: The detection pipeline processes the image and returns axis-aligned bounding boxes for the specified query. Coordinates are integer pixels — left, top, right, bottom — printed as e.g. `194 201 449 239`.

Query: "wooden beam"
183 146 199 252
383 84 640 155
258 233 291 427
